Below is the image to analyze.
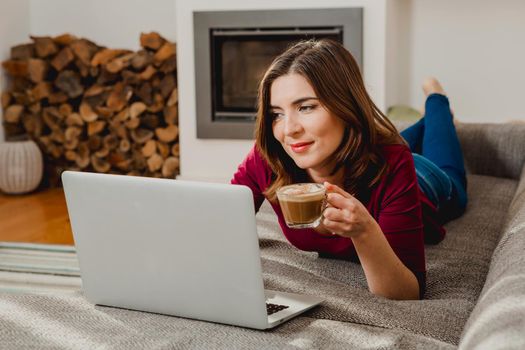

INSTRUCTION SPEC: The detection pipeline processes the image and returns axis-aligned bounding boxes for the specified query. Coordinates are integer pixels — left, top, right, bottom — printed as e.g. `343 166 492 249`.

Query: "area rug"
0 242 81 294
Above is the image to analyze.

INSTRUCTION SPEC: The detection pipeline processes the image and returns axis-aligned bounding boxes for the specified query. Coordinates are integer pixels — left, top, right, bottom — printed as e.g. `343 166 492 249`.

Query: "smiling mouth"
290 141 314 153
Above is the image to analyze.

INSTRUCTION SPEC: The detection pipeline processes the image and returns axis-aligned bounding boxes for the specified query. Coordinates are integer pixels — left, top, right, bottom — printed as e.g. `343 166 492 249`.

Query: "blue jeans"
400 94 468 222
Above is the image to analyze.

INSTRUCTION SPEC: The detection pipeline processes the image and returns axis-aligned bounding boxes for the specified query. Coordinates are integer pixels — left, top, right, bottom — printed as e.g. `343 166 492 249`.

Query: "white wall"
386 0 411 109
405 0 525 123
176 0 390 182
0 0 30 142
30 0 177 50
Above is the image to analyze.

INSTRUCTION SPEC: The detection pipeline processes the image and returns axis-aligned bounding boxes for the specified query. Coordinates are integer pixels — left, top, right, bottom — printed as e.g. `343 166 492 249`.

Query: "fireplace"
194 8 363 139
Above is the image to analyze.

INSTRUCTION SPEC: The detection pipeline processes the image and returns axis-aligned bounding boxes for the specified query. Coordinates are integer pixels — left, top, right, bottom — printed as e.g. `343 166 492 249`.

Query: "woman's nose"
283 113 302 136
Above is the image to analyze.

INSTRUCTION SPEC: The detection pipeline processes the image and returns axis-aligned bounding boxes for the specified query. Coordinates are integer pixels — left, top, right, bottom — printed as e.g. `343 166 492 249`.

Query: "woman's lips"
290 141 314 153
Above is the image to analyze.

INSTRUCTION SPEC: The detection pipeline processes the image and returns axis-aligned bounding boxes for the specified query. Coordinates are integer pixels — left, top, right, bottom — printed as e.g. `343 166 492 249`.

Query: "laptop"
61 171 323 329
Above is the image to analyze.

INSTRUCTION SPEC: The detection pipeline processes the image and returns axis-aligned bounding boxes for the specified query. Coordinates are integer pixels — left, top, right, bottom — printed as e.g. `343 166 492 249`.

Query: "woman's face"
270 73 346 173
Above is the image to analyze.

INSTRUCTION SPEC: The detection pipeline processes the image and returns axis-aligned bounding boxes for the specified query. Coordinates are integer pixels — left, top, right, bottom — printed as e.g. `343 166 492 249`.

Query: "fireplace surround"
193 8 363 139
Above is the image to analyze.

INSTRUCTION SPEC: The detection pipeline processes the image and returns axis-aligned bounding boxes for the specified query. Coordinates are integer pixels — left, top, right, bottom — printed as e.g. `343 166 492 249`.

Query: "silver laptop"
62 171 322 329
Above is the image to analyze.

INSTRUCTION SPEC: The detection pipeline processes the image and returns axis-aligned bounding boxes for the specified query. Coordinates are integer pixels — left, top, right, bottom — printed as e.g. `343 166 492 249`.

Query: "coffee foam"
281 183 322 195
278 184 325 202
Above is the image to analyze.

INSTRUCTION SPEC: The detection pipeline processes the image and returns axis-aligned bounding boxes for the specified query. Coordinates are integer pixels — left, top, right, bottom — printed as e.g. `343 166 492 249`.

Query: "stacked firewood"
1 32 179 186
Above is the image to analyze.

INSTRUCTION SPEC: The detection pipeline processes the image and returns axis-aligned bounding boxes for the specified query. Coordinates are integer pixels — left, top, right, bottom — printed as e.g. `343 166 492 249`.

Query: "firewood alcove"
1 32 179 187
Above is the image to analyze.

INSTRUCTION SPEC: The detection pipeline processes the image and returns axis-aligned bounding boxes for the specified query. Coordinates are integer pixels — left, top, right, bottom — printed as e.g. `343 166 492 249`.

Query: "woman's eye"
299 105 316 113
271 112 284 121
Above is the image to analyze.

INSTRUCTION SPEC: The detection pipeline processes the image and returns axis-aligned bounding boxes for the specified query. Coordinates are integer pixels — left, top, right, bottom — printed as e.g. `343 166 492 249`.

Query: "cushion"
394 121 525 181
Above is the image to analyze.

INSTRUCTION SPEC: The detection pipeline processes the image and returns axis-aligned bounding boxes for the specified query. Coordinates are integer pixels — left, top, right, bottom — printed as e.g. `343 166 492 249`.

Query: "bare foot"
422 77 446 96
420 77 460 126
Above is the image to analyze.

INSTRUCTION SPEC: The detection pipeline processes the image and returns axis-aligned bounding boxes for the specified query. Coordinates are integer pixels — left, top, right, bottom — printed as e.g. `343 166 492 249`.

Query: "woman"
231 39 467 300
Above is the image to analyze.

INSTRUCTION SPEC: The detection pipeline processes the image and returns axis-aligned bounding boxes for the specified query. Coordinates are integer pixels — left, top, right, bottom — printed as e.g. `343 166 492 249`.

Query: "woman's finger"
326 192 354 212
323 207 349 223
323 217 352 235
324 181 354 199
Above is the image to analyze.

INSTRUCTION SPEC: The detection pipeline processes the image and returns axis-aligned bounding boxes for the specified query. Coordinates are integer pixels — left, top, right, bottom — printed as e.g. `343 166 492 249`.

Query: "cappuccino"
276 183 326 229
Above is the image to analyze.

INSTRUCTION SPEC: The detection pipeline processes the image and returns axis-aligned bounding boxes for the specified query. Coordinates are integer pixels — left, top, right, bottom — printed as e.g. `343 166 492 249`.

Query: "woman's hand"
318 182 421 300
321 182 379 239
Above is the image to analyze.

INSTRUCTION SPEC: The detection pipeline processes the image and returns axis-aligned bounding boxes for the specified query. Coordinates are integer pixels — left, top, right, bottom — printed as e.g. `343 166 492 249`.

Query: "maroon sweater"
231 144 446 297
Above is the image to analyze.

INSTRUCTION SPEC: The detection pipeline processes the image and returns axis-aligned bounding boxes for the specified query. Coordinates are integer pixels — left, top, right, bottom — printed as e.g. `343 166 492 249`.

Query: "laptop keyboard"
266 303 289 315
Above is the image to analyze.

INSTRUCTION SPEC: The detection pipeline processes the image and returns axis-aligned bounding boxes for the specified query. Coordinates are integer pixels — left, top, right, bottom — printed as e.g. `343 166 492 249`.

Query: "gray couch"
1 123 524 349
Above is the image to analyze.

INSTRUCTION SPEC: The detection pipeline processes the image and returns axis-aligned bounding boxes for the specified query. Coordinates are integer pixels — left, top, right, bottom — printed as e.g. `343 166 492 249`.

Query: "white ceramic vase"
0 139 44 194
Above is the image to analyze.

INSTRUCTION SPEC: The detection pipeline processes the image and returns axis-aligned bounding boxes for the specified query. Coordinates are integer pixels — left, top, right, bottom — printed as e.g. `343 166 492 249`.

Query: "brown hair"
255 39 405 202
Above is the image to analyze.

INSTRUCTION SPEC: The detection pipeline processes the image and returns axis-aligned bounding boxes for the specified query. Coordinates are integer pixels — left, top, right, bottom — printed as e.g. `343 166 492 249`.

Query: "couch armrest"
457 163 525 349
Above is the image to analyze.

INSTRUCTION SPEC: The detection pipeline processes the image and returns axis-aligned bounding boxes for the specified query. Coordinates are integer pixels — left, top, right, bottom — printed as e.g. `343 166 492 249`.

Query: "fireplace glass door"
210 28 343 122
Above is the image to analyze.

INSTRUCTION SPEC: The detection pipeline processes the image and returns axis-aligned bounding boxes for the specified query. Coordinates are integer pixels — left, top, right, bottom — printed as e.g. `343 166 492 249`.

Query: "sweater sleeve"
230 144 268 213
377 146 427 297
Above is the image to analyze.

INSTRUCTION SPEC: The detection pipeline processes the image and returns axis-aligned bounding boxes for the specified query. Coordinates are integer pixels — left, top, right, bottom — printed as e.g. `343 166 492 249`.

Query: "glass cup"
276 183 326 229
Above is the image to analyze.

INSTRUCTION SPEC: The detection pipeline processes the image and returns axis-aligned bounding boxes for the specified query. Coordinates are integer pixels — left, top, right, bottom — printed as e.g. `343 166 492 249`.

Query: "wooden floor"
0 187 74 245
